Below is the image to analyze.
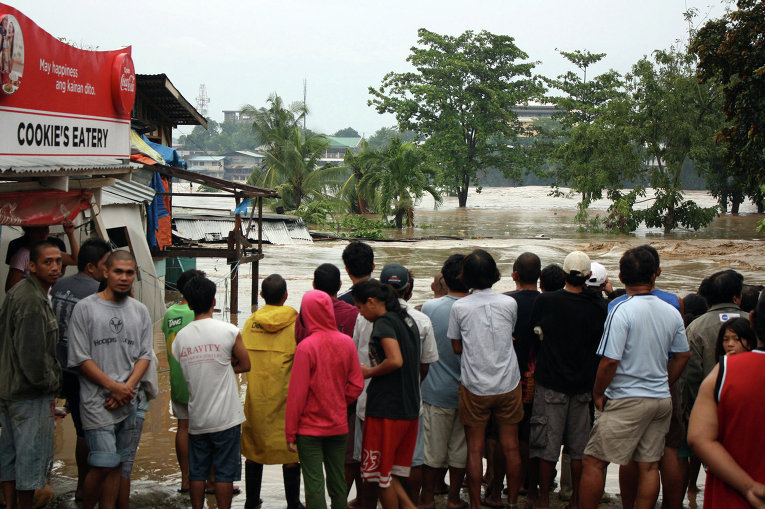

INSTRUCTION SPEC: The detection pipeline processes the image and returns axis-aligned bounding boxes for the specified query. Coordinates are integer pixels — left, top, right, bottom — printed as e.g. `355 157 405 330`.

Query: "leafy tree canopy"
333 127 361 138
369 28 543 207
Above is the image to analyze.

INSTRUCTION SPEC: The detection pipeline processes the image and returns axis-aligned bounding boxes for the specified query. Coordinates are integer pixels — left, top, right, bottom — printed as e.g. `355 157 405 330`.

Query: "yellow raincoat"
241 304 300 464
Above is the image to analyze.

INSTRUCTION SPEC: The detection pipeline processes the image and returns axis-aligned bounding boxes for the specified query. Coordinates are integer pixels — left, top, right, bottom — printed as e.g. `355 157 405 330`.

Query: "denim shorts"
0 396 55 491
84 405 138 468
189 424 241 483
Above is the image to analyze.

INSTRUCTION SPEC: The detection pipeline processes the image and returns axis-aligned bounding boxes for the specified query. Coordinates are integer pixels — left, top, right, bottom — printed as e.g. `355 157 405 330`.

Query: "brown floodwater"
47 187 762 507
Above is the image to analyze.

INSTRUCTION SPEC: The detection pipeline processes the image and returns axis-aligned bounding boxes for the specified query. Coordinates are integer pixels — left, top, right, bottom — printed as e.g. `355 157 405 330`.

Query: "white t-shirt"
448 288 520 396
172 318 245 434
597 294 689 400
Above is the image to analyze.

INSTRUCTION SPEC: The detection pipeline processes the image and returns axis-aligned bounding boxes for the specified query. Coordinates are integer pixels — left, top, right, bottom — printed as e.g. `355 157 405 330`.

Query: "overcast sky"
15 0 727 138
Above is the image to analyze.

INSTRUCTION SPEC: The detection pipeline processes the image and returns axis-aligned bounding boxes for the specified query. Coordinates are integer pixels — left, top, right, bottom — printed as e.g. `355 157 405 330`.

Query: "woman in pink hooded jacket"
286 290 364 509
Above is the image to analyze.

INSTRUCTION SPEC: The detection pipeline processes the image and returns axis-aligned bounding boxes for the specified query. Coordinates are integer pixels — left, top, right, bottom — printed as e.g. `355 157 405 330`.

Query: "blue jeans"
84 404 138 468
0 395 55 490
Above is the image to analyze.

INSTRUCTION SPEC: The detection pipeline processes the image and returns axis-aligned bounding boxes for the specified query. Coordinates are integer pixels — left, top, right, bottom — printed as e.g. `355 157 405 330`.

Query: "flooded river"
47 187 762 508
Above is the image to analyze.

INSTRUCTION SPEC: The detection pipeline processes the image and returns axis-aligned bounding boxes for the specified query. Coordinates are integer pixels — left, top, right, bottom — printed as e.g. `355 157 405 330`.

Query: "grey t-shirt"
67 294 153 430
51 274 100 372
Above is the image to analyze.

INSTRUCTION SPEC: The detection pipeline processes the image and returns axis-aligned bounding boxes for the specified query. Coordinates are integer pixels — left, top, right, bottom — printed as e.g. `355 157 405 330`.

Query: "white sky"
14 0 727 138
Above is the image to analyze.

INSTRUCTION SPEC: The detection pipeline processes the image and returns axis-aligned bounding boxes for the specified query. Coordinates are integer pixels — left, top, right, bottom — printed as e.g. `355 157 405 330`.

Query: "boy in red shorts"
352 276 421 509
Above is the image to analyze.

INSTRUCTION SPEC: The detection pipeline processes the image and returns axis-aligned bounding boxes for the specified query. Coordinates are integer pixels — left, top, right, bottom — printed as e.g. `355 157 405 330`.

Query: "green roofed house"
322 136 363 163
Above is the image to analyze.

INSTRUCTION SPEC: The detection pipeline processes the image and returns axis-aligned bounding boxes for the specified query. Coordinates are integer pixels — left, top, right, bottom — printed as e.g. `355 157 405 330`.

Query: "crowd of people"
0 237 764 509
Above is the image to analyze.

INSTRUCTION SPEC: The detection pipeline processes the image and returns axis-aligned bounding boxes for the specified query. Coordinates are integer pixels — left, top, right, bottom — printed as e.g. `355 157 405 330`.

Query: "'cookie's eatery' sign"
0 3 135 168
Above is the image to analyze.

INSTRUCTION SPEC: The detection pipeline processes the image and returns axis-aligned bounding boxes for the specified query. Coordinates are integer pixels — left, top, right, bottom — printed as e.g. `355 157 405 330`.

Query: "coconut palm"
358 138 442 228
339 139 380 214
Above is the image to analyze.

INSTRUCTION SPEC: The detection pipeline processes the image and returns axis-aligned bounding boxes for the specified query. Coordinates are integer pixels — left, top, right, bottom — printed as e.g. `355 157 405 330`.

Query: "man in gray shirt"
50 238 111 501
68 250 153 509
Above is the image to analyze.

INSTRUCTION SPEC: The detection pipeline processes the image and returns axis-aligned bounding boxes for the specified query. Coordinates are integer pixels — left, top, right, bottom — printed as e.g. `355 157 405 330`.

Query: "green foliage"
369 28 543 207
293 199 338 225
357 138 442 228
243 94 345 210
366 127 417 149
691 0 765 214
178 119 259 154
333 127 361 137
334 215 389 240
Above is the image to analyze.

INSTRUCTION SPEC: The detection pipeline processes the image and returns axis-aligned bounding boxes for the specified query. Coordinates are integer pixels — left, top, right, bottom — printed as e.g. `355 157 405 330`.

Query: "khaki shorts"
459 383 524 427
422 402 467 469
584 397 672 465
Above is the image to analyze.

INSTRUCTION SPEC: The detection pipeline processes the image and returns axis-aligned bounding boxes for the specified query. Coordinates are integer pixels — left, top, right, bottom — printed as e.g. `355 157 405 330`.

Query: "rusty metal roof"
174 217 312 245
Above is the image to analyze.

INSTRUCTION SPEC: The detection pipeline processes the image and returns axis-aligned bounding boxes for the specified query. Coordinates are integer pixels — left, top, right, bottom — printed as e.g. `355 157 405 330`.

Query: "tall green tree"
537 50 641 224
339 139 379 214
358 138 442 228
625 48 723 233
333 127 361 138
691 0 765 214
369 28 543 207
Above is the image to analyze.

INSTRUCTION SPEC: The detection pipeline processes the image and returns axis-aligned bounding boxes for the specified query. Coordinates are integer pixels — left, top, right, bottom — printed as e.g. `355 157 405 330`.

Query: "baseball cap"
563 251 591 277
380 262 409 290
586 262 608 287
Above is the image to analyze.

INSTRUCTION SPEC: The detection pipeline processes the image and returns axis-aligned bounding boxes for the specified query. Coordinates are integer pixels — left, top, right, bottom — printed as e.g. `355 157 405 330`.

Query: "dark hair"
314 263 341 296
442 254 468 293
619 247 656 286
342 241 374 278
183 277 216 315
262 274 287 305
682 293 708 327
566 272 590 287
704 269 744 306
105 250 136 268
29 240 60 264
460 249 500 290
740 284 763 313
77 238 112 272
403 269 414 299
176 269 206 294
351 278 402 315
715 317 756 358
513 252 541 285
638 244 661 271
539 264 565 292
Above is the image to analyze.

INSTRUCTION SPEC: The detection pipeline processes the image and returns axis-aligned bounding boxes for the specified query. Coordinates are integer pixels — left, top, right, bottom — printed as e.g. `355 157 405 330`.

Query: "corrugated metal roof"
136 74 207 128
174 217 312 245
188 156 226 162
0 161 137 174
101 180 156 206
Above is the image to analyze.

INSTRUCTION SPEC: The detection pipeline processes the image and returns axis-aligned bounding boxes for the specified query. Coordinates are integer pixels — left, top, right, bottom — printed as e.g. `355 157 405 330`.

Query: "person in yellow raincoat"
242 274 305 509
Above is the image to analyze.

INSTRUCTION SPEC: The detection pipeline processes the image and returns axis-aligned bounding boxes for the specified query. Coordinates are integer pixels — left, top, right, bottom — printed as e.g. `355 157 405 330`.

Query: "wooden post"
230 202 242 320
251 196 263 311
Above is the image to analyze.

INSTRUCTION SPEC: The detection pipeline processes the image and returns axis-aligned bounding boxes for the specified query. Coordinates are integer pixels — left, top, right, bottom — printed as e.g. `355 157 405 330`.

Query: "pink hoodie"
285 290 364 442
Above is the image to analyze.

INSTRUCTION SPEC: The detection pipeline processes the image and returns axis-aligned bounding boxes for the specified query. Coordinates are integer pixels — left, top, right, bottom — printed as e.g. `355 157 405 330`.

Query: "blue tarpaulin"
141 134 186 168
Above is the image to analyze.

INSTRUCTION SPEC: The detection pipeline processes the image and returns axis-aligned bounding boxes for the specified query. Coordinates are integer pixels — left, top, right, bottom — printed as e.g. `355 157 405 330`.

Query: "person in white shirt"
448 249 523 509
172 276 250 509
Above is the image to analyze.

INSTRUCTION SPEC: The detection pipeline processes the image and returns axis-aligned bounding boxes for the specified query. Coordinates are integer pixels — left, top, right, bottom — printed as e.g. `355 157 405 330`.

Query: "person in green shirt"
162 269 204 493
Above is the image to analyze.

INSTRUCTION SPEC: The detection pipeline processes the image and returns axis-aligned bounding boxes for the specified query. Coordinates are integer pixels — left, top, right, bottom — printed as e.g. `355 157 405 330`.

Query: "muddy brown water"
47 187 761 507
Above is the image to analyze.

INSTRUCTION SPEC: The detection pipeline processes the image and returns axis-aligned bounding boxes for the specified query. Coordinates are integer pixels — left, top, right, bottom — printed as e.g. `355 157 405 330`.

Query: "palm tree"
261 127 346 210
358 138 442 228
339 139 380 214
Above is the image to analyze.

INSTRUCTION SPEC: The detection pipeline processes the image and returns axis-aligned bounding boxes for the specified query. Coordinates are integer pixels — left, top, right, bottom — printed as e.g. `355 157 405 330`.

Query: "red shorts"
361 417 418 488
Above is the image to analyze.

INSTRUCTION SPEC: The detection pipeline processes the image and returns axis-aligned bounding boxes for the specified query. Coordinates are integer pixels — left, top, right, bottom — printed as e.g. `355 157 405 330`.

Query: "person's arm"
592 356 619 412
61 219 79 267
667 351 690 385
231 332 250 373
285 346 310 451
78 359 135 408
451 339 462 355
4 268 23 292
420 363 430 382
14 308 57 393
361 336 403 379
688 365 765 508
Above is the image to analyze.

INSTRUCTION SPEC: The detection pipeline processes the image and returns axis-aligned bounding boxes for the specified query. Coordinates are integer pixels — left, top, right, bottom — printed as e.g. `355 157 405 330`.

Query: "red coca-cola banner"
0 3 135 167
0 190 92 225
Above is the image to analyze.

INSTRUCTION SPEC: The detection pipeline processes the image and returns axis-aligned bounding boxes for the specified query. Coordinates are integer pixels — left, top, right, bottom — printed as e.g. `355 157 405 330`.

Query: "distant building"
322 136 362 164
223 109 254 124
187 155 225 179
223 150 266 183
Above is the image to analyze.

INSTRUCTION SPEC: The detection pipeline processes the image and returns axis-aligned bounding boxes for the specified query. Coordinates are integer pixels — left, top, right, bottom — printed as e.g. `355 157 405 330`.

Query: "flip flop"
481 499 505 509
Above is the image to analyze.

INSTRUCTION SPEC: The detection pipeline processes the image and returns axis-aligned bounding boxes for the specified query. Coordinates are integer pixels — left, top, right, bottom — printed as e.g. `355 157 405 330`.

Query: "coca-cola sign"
111 52 135 115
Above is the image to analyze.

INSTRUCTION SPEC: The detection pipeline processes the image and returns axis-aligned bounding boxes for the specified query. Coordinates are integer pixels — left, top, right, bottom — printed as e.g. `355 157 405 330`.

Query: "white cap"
586 262 608 287
563 251 591 277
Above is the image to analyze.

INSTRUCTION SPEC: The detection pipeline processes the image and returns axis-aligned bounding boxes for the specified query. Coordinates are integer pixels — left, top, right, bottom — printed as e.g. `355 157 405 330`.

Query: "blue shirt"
598 294 688 399
421 295 462 408
608 288 680 314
